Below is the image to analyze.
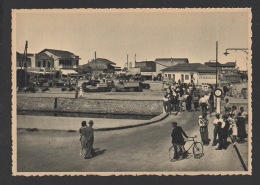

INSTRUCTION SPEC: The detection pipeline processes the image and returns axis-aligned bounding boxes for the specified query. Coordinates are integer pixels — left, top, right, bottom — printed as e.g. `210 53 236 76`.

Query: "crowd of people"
79 120 95 159
197 98 248 150
162 83 215 115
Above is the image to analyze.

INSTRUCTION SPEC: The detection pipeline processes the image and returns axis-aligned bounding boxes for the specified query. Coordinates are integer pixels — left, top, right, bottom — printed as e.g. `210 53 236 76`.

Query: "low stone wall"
17 97 163 115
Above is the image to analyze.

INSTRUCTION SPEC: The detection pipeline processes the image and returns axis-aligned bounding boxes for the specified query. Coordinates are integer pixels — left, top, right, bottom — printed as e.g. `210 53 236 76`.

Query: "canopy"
61 69 78 75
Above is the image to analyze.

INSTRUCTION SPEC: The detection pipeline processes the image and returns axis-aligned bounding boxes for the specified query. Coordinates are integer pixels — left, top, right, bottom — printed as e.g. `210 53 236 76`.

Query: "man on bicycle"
171 122 189 159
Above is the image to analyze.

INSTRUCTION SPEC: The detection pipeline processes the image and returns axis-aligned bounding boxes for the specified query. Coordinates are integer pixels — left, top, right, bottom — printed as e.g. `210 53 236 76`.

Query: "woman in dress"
198 114 209 145
236 112 247 143
79 121 87 157
85 120 95 159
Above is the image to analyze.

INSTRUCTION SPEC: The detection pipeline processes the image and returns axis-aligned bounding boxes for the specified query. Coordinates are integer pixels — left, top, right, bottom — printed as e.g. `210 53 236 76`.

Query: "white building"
154 58 189 76
161 63 217 85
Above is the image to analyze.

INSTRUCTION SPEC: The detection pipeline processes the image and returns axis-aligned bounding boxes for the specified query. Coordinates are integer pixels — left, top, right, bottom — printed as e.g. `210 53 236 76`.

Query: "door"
181 74 184 83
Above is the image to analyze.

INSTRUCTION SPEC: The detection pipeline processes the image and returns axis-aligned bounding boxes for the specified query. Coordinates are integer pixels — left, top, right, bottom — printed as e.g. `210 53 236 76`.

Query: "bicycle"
169 135 204 161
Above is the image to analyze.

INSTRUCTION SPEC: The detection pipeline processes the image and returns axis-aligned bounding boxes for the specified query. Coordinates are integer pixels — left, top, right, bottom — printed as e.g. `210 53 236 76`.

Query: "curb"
20 113 170 132
95 113 170 131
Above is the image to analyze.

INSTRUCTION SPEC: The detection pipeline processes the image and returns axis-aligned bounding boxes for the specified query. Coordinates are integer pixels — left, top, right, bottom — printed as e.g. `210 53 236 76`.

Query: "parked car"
140 82 150 89
111 81 142 92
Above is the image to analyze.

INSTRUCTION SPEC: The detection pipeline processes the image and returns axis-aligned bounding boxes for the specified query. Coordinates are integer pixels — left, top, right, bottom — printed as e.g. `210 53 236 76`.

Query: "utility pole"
127 54 128 69
94 51 96 60
24 40 28 88
215 41 218 88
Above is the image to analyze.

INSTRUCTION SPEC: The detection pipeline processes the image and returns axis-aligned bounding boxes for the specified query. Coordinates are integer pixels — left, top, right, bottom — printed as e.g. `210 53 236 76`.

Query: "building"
16 49 80 78
81 58 116 76
161 63 217 85
16 52 31 68
135 61 156 79
205 61 240 83
155 58 189 76
37 49 80 69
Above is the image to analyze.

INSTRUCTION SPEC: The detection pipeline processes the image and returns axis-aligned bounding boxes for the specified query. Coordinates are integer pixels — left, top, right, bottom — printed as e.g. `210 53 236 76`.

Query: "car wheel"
129 88 135 92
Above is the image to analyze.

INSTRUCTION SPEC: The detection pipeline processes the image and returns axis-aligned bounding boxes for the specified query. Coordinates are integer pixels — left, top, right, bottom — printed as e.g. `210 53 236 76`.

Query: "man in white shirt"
199 95 209 115
212 113 225 146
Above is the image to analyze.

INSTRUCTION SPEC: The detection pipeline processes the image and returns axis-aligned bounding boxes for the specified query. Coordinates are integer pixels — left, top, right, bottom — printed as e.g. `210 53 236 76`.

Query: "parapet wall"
17 97 163 115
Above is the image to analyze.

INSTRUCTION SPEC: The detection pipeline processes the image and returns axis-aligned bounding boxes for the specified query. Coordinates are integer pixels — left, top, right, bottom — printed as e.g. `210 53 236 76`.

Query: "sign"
199 74 216 79
214 88 223 97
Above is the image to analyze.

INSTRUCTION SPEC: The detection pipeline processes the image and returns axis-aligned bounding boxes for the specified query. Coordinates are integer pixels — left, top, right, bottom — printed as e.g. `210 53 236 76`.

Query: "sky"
13 9 251 70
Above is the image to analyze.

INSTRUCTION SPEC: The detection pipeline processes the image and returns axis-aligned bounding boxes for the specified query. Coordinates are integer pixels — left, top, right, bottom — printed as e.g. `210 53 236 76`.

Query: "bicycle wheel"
169 145 177 161
193 142 204 158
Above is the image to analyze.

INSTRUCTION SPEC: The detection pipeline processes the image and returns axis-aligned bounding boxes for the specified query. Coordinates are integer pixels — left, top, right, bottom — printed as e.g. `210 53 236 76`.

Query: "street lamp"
223 48 248 56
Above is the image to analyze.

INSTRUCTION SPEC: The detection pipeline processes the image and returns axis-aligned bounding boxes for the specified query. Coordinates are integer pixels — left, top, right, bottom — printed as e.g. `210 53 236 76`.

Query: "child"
228 116 238 142
198 114 209 145
79 121 87 157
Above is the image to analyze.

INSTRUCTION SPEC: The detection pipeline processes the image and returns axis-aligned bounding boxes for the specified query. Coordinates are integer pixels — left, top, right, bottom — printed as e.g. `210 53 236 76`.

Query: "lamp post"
223 48 248 56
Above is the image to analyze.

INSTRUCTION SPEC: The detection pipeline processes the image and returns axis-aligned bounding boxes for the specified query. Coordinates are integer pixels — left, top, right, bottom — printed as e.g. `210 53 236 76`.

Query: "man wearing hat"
212 113 225 146
171 122 189 159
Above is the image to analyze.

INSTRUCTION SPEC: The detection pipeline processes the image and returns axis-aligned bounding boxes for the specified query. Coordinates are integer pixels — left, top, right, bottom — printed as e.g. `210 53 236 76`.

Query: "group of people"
197 103 248 150
163 83 215 116
170 101 248 158
79 120 95 159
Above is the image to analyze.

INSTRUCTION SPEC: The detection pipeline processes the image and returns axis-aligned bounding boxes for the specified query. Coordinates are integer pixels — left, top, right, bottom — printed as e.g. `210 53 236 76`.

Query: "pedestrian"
185 93 192 111
215 121 225 150
199 95 209 115
239 106 248 138
198 114 209 145
192 93 200 111
212 113 225 146
171 122 189 159
224 98 230 115
209 91 215 115
228 116 238 142
222 115 230 149
230 106 238 118
163 94 170 113
223 85 229 97
236 112 247 143
79 121 87 157
85 120 95 159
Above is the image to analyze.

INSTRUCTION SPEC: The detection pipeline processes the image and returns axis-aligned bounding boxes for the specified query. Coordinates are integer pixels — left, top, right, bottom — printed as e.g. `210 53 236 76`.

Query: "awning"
61 69 78 75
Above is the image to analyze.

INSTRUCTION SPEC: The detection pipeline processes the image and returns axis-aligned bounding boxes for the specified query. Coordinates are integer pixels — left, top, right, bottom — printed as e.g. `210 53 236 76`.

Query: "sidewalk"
207 112 249 170
17 113 169 131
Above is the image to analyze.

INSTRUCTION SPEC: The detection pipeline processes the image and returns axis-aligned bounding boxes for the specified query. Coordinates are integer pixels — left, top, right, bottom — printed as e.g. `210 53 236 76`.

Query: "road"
17 110 247 173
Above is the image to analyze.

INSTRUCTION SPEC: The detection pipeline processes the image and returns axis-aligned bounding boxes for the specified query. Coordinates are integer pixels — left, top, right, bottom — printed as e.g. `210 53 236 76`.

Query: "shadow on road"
93 148 107 158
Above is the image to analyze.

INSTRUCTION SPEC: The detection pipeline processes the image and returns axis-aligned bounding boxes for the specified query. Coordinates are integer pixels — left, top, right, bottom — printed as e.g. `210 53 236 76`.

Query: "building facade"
162 63 217 85
155 58 189 76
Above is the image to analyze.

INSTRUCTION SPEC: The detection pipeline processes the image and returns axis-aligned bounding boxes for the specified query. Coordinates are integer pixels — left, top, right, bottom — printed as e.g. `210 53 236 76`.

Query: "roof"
36 52 54 60
16 52 30 60
89 58 116 65
81 58 116 70
221 62 236 67
161 63 216 73
39 49 79 58
155 58 189 63
204 61 236 68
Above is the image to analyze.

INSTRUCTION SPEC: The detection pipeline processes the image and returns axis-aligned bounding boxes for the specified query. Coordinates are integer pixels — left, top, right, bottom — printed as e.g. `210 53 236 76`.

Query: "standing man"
199 95 209 115
85 120 95 159
212 113 225 146
171 122 189 159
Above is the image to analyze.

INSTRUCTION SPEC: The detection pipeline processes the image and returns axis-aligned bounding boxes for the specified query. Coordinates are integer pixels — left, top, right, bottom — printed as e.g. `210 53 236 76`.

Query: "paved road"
17 110 247 173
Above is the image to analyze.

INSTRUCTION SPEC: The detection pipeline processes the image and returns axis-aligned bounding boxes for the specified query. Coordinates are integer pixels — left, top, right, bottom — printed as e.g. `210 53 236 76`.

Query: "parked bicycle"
169 135 204 161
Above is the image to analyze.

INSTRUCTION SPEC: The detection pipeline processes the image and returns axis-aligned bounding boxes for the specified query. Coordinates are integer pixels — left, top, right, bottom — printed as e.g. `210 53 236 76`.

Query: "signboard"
199 74 216 79
214 88 223 97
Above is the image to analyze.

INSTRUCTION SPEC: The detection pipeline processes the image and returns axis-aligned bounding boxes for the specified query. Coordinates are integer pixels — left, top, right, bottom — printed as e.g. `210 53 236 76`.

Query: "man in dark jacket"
171 122 189 159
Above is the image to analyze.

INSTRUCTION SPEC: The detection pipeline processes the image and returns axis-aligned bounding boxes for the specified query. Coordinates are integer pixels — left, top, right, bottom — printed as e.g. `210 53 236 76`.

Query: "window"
185 75 189 80
48 62 51 68
168 74 171 79
37 61 41 67
76 60 79 66
59 60 72 66
43 60 46 67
